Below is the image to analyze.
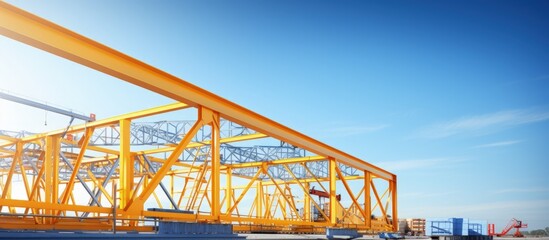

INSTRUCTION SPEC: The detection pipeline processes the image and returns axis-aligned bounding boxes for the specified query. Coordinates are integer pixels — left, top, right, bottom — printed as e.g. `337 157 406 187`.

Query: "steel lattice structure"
0 2 397 234
1 121 358 179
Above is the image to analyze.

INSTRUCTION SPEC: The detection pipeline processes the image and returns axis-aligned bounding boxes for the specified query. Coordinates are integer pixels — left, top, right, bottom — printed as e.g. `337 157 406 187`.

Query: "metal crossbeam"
1 125 359 179
0 2 397 232
0 91 93 122
0 2 393 181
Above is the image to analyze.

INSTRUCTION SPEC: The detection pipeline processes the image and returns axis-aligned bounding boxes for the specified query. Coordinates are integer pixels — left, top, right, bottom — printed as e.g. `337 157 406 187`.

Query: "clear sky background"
1 0 548 230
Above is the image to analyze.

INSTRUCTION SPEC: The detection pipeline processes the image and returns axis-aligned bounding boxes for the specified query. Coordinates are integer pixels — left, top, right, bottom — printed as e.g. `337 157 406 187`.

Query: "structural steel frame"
0 2 397 233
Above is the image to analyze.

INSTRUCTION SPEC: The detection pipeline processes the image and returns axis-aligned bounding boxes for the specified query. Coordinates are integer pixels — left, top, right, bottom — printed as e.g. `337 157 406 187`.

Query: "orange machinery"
488 218 528 237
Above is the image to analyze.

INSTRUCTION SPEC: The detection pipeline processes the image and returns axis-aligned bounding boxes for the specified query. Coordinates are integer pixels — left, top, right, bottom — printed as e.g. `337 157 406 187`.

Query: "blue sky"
1 0 548 230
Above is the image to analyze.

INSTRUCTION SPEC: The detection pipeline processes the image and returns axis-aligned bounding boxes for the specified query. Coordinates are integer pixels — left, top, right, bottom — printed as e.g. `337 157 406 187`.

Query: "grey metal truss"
0 119 358 183
88 120 255 146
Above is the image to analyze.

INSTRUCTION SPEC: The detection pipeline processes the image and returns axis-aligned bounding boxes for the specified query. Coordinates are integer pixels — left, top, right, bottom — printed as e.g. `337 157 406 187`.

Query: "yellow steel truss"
0 2 397 234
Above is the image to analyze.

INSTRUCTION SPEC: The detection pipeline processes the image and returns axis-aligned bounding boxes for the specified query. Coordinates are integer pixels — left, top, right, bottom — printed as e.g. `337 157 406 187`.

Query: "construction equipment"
0 1 398 234
309 186 341 201
309 187 342 222
488 218 528 237
0 90 95 122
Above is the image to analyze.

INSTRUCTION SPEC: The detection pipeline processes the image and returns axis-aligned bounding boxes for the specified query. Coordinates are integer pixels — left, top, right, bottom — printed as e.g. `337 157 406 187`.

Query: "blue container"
427 218 489 236
427 218 453 236
468 220 488 236
426 218 469 236
453 218 469 236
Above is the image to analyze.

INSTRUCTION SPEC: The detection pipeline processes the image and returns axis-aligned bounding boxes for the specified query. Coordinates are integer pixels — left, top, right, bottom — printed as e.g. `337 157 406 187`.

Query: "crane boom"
492 218 528 237
0 91 94 122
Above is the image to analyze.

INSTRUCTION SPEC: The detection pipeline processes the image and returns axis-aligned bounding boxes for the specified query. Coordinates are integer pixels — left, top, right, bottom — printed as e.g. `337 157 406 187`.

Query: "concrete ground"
495 238 549 240
241 235 549 240
240 234 408 240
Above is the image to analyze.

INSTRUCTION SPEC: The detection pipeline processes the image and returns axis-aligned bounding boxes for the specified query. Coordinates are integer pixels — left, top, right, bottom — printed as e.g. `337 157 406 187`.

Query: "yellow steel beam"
284 184 300 220
24 155 46 216
365 171 372 228
371 180 388 224
391 176 398 231
140 132 267 155
227 155 325 169
0 141 21 212
221 215 329 227
261 175 364 186
44 136 59 220
59 128 93 206
263 169 302 222
372 187 389 214
124 117 204 214
225 168 232 214
0 135 17 143
119 119 133 209
0 222 153 233
81 155 118 164
44 132 266 165
335 164 367 220
0 2 394 181
82 146 120 156
86 169 113 205
0 142 15 148
186 154 210 211
209 110 221 221
329 158 337 225
0 198 113 214
282 164 330 222
227 170 261 215
17 143 31 201
18 102 189 142
256 181 262 218
303 182 310 221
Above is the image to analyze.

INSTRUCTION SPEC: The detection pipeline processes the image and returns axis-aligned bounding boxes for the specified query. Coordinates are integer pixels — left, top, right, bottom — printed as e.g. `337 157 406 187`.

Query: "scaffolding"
0 2 397 234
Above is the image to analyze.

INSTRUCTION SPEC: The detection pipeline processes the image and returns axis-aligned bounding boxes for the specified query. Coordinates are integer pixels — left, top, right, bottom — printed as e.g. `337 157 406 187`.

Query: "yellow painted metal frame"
0 2 397 233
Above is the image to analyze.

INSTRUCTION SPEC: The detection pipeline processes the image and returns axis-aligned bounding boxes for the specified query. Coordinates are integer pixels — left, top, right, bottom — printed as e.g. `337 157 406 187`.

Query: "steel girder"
0 2 397 233
0 1 393 181
1 120 359 179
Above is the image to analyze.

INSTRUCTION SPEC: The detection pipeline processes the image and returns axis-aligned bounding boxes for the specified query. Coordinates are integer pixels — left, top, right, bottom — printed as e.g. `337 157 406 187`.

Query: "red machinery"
309 187 341 201
488 218 528 237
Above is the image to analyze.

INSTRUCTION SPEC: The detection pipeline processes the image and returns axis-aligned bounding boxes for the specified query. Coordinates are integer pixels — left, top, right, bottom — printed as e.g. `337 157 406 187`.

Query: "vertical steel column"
391 176 398 231
304 182 310 221
170 174 174 202
6 181 13 213
210 111 221 221
125 118 204 214
364 171 372 229
226 168 232 215
0 141 22 212
256 182 263 218
44 136 59 221
329 158 337 225
119 119 133 209
0 1 394 182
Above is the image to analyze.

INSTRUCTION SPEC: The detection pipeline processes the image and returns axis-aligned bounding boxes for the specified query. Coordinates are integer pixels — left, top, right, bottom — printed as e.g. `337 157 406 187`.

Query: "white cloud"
418 108 549 138
491 187 549 194
473 140 522 149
